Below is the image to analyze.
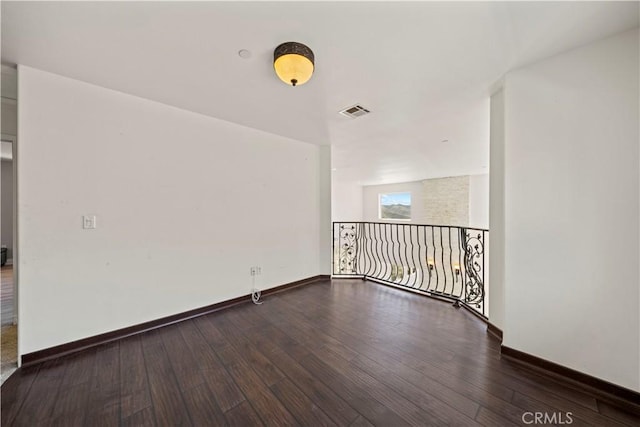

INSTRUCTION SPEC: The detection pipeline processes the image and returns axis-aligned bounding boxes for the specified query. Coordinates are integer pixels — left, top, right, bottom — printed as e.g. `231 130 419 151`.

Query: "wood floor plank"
0 365 40 426
120 335 153 420
348 353 480 419
224 400 265 426
307 348 478 426
2 279 638 427
270 377 338 427
511 391 626 426
298 352 415 427
84 342 121 427
292 286 462 363
197 314 298 425
287 284 561 420
475 406 520 427
50 349 96 425
252 319 313 359
298 288 616 427
282 298 527 422
121 407 156 427
349 414 375 427
213 314 286 387
215 346 298 426
279 286 487 373
159 324 205 392
504 364 600 411
268 287 514 422
192 314 230 350
282 282 632 426
11 358 66 425
177 319 246 412
597 400 640 426
51 383 92 427
140 330 192 426
244 327 360 426
180 383 227 426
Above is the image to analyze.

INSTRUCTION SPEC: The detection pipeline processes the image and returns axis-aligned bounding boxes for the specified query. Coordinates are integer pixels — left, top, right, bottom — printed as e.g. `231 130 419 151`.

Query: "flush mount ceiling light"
273 42 314 87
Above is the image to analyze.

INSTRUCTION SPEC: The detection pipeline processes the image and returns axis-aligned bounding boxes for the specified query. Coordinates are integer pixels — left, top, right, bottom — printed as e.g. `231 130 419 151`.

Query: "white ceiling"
2 1 638 185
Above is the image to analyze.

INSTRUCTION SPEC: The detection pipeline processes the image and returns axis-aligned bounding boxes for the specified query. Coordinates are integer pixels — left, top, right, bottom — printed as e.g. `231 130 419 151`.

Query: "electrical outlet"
256 266 262 275
250 267 256 276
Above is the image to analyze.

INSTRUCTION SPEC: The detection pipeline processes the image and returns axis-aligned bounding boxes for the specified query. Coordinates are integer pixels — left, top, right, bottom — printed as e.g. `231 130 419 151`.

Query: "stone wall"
422 176 469 226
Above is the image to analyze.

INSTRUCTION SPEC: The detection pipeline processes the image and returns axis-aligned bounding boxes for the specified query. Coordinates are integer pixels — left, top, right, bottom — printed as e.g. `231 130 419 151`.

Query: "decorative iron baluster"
391 224 400 283
363 223 373 277
338 223 358 275
408 226 418 288
431 226 438 292
461 228 485 310
458 229 464 299
331 222 487 317
439 226 446 294
373 223 382 278
356 222 365 275
414 226 424 289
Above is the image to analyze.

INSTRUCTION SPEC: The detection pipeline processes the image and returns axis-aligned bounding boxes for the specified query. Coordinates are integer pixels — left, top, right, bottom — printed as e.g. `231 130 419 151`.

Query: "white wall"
489 89 505 331
502 29 639 391
362 176 488 229
469 174 489 230
17 66 328 356
332 181 363 222
318 146 332 274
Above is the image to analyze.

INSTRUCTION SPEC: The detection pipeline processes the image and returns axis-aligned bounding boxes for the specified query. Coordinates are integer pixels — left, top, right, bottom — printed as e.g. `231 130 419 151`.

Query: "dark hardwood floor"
1 279 638 426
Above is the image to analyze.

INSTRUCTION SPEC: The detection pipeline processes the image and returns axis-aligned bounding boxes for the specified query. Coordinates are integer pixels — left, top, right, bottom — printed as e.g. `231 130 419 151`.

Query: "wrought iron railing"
332 222 488 316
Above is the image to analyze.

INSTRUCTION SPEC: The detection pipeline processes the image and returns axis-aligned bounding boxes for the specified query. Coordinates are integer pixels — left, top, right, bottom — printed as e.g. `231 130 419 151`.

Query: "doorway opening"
1 64 18 384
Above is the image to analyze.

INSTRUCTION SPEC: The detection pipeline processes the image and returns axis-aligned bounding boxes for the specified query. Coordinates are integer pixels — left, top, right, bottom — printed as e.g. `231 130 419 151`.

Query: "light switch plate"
83 215 96 229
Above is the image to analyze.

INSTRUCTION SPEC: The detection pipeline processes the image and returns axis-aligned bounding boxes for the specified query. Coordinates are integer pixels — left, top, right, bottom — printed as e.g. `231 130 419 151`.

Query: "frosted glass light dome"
273 42 314 87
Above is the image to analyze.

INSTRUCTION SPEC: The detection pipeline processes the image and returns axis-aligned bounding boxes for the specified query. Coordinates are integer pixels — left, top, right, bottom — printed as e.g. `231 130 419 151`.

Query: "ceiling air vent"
339 104 371 119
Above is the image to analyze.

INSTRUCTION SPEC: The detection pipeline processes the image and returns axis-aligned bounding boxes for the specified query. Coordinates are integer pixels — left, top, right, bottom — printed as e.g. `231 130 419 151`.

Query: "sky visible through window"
380 193 411 206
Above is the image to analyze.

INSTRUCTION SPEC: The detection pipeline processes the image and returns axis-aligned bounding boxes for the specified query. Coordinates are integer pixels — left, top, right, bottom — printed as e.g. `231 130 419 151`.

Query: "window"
379 192 411 220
